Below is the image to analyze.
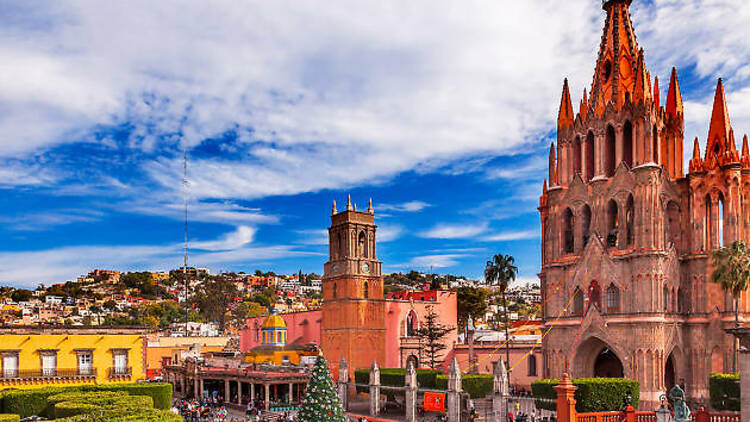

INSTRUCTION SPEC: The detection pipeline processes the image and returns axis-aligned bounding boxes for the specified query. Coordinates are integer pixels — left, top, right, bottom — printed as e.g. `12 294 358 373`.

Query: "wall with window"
0 330 146 389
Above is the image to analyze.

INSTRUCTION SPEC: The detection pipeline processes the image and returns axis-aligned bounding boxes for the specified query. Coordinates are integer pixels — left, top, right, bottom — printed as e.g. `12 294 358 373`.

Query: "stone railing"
336 356 512 422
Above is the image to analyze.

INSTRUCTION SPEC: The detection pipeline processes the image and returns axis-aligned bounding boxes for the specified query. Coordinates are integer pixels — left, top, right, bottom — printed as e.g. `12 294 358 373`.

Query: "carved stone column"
337 357 349 411
369 361 381 416
447 357 463 422
405 362 417 422
492 360 509 422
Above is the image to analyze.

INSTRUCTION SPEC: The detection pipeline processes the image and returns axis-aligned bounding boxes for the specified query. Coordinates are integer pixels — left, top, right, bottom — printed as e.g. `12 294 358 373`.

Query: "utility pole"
183 148 189 337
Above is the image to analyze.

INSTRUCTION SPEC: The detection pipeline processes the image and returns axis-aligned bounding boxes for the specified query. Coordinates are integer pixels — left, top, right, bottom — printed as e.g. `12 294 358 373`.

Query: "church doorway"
593 348 624 378
665 353 676 389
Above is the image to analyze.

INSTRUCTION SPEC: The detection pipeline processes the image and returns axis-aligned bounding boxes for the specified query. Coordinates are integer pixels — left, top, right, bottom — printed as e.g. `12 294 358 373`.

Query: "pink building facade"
239 290 458 371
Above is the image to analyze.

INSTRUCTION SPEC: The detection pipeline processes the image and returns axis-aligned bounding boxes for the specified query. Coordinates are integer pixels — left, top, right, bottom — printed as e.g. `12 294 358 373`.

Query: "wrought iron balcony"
108 366 132 378
0 368 98 380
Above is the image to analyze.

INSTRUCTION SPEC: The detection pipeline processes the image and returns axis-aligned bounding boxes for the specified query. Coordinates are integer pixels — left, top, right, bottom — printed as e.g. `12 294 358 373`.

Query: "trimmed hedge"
709 373 740 411
0 415 20 422
83 384 172 410
0 383 173 418
58 409 181 421
531 378 640 412
354 368 442 393
53 395 153 419
435 374 493 399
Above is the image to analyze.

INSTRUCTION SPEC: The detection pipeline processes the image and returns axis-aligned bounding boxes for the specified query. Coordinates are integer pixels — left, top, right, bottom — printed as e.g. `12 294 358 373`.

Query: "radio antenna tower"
183 147 189 336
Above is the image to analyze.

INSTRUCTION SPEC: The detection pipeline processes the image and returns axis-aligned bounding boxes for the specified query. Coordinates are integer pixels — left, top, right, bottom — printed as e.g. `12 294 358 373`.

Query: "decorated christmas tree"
298 353 347 422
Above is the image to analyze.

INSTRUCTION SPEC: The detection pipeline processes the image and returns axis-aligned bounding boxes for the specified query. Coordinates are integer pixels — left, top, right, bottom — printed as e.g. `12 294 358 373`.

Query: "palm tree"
485 254 518 373
711 240 750 373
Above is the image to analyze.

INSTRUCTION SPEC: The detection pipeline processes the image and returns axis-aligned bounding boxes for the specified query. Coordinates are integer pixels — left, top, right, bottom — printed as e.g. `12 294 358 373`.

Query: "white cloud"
377 225 403 242
0 239 313 287
191 226 256 251
481 229 540 242
420 222 488 239
377 201 431 213
130 199 278 226
484 155 548 181
408 254 465 269
0 209 103 231
296 229 329 246
0 0 603 198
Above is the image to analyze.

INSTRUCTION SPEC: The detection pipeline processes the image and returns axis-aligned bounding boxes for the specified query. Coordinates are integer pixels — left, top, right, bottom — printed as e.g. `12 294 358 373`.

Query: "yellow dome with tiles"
261 314 286 329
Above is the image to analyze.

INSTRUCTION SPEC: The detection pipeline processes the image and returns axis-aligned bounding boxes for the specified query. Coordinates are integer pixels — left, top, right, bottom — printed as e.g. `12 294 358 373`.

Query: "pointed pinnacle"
708 78 732 151
666 67 683 117
367 198 373 214
743 135 749 158
558 78 574 131
332 200 337 215
653 76 660 107
346 194 353 211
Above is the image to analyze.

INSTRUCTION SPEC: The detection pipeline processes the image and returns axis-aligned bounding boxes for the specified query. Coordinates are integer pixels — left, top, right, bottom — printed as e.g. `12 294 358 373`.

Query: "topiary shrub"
531 378 640 412
57 408 182 421
709 373 740 411
53 394 154 419
0 414 20 422
1 387 67 418
86 383 172 410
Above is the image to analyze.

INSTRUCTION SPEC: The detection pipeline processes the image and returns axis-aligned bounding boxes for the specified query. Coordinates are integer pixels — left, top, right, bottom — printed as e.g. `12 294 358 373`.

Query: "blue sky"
2 0 750 287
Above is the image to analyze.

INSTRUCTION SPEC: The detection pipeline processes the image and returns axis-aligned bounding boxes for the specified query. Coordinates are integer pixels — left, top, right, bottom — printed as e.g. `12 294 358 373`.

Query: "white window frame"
1 351 19 378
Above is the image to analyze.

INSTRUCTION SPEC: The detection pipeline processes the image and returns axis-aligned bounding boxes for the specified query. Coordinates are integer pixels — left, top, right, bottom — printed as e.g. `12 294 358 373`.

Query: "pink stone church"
540 0 748 407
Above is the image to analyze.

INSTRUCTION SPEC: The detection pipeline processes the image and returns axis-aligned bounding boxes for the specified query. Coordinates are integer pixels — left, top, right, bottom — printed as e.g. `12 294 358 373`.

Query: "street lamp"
655 394 671 422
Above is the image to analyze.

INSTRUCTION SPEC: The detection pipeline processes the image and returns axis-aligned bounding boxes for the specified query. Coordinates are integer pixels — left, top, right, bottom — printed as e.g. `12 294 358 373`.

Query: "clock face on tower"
361 262 370 273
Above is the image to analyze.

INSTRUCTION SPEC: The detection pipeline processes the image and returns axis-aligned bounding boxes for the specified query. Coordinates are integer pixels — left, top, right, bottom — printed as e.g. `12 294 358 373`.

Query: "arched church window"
625 195 634 247
606 284 620 313
652 125 659 163
573 288 584 315
666 201 680 249
588 281 602 310
705 195 712 250
563 208 575 254
663 285 670 312
677 287 684 313
528 354 537 376
581 205 592 247
333 283 337 299
358 231 367 257
606 199 619 247
623 121 633 168
585 131 595 181
605 125 616 177
406 311 417 337
718 193 725 247
573 136 582 176
363 282 369 299
337 232 342 258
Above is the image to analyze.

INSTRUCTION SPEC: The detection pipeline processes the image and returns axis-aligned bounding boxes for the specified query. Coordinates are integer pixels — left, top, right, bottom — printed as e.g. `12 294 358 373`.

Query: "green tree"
89 305 102 325
11 289 33 302
484 253 518 370
231 301 266 327
191 275 239 332
711 240 750 373
103 300 118 311
457 287 489 329
415 306 454 369
298 354 346 422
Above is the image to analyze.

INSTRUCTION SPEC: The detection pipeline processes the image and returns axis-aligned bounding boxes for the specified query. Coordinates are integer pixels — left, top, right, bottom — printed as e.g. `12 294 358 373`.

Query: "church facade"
539 0 748 406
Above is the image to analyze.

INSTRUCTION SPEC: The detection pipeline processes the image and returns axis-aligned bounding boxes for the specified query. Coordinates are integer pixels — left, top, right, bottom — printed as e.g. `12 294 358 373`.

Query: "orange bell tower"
321 196 386 375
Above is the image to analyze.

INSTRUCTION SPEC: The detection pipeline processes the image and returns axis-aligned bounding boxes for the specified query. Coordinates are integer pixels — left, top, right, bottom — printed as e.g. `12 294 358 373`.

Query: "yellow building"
243 315 317 366
0 326 147 389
